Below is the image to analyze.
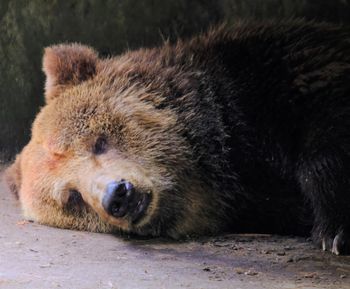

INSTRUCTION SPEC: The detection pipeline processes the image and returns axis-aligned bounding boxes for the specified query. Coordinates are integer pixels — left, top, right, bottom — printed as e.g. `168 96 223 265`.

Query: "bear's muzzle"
102 179 152 224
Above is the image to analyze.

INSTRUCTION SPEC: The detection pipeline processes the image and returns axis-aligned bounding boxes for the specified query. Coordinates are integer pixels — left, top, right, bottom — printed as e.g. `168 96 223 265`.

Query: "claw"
322 238 327 251
332 231 348 255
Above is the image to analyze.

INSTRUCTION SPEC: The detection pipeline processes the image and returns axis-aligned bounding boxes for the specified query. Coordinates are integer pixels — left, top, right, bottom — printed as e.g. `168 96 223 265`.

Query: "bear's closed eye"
92 137 107 155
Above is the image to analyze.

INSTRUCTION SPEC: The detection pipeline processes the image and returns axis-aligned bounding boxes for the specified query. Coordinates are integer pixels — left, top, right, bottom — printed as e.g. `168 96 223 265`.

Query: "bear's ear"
42 43 99 102
3 154 22 199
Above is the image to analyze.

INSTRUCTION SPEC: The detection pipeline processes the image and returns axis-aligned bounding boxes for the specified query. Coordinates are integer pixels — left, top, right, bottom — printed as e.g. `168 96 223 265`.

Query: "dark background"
1 0 350 162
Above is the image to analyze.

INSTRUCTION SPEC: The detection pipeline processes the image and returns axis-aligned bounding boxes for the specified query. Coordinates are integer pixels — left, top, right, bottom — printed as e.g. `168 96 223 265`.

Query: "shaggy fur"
5 20 350 255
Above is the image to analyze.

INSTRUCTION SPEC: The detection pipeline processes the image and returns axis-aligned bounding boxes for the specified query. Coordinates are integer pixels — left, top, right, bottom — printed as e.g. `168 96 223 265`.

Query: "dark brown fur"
5 20 350 254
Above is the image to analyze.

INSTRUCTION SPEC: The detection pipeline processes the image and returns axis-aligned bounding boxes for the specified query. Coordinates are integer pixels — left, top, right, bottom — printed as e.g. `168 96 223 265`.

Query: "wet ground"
1 167 350 289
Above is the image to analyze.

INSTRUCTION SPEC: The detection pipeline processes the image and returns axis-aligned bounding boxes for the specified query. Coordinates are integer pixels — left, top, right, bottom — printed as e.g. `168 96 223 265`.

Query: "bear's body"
5 20 350 254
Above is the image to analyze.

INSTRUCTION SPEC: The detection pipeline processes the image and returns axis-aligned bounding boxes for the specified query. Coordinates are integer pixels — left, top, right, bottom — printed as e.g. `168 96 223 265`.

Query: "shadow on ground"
1 167 350 289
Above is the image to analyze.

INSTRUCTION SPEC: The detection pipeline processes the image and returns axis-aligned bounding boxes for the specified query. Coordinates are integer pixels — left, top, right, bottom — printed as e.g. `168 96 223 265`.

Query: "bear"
4 20 350 255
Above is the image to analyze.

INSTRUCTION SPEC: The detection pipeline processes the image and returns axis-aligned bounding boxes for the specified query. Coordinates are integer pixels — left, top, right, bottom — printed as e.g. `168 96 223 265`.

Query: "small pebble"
235 267 244 274
16 220 30 226
244 270 258 276
303 272 317 279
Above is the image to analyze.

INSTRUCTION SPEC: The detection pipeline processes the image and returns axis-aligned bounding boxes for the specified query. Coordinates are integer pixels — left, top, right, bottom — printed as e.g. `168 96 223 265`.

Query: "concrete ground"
1 168 350 289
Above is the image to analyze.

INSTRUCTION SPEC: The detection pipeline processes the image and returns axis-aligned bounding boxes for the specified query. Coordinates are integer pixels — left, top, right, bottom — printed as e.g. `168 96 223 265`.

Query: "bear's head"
4 44 215 237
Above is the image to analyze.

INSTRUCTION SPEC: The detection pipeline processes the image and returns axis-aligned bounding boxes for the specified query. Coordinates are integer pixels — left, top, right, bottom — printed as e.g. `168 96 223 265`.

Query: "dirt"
1 167 350 289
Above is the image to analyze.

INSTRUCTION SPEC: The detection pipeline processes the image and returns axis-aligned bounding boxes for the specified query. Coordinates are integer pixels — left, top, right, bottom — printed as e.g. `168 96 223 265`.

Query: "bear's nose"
102 180 152 223
102 180 134 218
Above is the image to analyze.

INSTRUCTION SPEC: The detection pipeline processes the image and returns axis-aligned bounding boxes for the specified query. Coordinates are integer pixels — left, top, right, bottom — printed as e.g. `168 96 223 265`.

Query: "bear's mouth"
101 180 152 224
64 189 86 213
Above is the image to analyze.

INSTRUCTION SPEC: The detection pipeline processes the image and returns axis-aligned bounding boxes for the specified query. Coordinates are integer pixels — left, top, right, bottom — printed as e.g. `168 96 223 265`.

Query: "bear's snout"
102 180 151 224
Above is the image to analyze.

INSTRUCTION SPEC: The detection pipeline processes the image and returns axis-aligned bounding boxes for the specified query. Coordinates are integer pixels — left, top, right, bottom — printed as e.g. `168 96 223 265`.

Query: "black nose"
102 180 134 218
102 180 152 223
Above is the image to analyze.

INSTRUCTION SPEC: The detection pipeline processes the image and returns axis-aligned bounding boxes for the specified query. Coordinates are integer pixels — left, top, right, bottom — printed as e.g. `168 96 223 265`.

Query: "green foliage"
1 0 350 161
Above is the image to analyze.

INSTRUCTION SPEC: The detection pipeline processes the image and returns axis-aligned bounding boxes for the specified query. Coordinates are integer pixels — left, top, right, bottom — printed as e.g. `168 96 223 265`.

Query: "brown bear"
4 20 350 255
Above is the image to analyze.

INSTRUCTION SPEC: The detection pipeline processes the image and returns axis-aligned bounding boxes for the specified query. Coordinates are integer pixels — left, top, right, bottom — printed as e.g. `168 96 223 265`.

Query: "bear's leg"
298 150 350 255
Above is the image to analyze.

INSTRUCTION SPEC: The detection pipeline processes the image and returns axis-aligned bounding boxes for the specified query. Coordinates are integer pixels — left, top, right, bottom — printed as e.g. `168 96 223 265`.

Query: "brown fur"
6 21 350 252
3 154 21 198
5 41 210 236
43 44 98 102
